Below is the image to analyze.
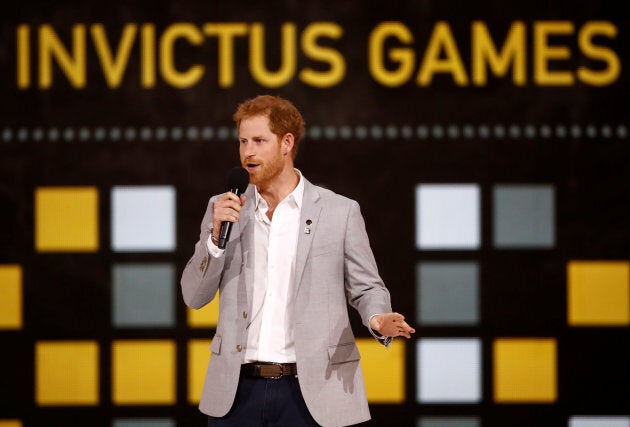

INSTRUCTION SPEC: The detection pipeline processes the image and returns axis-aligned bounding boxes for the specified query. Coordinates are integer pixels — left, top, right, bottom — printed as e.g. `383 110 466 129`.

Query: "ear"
281 133 295 156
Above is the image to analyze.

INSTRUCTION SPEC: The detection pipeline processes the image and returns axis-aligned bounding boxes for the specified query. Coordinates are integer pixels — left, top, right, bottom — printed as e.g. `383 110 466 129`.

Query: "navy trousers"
207 374 320 427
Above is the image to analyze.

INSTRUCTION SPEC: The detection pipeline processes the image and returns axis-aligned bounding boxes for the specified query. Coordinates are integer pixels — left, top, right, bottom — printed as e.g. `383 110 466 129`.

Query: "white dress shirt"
207 171 304 363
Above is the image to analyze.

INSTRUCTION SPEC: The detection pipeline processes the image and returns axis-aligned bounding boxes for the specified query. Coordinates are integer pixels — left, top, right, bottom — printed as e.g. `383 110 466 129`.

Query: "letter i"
141 24 156 88
17 24 30 89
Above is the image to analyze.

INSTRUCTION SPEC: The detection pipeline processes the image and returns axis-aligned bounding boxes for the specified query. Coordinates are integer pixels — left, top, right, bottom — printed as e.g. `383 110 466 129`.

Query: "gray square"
113 419 175 427
493 185 555 248
418 417 481 427
416 262 479 326
112 263 175 328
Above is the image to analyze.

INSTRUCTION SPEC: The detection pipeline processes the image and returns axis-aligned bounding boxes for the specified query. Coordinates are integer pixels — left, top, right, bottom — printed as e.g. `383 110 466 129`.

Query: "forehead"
238 115 272 137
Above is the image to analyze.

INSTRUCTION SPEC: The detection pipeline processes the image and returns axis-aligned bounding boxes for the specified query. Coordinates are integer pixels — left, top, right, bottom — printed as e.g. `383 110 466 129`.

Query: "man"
181 95 415 427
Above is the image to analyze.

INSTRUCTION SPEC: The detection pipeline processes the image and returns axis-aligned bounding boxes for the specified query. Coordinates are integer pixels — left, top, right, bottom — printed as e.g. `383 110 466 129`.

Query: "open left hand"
370 312 415 338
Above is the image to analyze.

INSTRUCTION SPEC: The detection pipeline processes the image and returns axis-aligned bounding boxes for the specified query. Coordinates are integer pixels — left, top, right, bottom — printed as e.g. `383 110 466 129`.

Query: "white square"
417 338 482 403
569 417 630 427
112 186 176 252
415 184 480 250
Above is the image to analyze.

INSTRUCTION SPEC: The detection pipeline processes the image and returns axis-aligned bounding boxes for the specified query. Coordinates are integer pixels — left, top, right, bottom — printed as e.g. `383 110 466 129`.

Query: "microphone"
218 167 250 249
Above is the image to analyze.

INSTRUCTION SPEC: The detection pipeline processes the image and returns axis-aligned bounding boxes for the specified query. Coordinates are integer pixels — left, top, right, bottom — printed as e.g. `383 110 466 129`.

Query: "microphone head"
227 167 250 194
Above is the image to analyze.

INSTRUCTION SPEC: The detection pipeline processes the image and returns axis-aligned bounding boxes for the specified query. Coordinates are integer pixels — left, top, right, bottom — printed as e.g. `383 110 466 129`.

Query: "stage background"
1 1 629 426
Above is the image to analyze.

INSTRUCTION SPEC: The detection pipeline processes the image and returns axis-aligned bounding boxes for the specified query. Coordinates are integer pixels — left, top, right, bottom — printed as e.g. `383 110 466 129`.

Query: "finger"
216 198 242 214
400 329 414 336
219 192 241 206
213 204 241 224
220 192 242 206
224 202 242 214
400 322 415 334
220 207 240 222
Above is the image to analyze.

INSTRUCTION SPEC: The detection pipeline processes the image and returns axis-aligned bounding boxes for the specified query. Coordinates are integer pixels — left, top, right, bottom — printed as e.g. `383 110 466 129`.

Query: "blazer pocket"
210 335 222 355
328 342 361 364
310 242 340 259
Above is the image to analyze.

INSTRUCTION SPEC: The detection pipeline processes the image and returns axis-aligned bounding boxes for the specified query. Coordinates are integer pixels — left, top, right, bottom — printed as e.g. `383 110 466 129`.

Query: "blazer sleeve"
342 200 393 330
180 196 226 309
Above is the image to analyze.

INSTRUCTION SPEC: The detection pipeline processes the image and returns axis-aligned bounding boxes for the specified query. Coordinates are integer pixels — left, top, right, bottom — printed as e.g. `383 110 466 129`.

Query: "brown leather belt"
241 362 298 379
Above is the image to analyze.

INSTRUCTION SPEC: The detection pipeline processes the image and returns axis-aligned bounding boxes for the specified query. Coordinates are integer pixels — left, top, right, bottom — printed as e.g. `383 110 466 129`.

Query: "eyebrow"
241 135 266 141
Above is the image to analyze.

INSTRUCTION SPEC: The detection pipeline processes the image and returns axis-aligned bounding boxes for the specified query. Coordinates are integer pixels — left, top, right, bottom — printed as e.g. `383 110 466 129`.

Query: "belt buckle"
267 362 284 379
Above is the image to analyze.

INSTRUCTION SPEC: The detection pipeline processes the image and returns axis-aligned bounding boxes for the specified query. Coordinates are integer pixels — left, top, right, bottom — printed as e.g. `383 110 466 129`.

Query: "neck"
257 166 299 209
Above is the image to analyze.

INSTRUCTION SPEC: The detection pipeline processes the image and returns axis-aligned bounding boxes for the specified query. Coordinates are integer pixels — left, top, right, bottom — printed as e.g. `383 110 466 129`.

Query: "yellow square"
567 261 630 326
187 296 219 328
356 338 405 403
493 338 557 403
35 186 99 252
35 340 99 406
0 421 22 427
112 340 176 405
187 339 211 404
0 265 22 329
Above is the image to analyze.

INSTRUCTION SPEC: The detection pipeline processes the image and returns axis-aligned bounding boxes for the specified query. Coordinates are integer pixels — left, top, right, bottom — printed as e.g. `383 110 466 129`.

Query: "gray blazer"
181 177 392 427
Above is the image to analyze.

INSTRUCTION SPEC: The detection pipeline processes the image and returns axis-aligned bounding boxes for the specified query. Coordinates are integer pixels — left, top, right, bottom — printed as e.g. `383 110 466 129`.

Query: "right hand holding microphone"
212 192 247 248
212 166 250 249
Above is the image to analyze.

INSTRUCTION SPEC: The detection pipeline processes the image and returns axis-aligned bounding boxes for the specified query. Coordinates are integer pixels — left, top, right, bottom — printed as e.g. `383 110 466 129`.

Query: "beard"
242 151 285 188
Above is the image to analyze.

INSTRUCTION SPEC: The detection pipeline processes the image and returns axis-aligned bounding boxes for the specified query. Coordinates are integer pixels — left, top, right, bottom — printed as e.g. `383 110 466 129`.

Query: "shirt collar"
254 169 305 210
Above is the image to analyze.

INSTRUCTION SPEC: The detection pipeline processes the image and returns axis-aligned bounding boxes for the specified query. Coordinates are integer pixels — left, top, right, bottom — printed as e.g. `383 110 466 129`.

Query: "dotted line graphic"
1 124 628 143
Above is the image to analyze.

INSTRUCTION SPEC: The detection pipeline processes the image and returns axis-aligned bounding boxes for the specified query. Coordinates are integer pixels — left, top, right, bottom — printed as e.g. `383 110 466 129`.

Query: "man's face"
239 115 285 186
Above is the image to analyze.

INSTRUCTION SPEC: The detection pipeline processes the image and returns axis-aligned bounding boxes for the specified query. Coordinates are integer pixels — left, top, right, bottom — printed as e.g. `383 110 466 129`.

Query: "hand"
212 192 247 235
370 312 415 339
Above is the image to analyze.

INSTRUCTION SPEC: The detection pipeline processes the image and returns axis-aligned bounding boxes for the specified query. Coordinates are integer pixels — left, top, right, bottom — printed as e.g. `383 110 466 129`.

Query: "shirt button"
236 345 242 352
242 311 248 319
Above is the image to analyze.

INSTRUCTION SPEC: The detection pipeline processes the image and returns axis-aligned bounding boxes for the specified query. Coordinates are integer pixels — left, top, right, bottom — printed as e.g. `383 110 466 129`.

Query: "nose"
240 140 254 157
241 145 259 166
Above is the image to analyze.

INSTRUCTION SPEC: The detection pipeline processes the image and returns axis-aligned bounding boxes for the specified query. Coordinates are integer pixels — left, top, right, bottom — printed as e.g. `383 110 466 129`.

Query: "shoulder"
307 180 359 209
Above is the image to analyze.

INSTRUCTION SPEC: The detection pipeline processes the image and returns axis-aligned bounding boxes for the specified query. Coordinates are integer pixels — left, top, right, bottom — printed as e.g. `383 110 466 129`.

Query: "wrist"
210 228 220 246
369 314 383 335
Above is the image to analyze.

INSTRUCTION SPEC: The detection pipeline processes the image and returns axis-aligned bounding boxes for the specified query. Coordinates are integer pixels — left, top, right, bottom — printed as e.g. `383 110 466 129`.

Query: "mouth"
244 162 260 172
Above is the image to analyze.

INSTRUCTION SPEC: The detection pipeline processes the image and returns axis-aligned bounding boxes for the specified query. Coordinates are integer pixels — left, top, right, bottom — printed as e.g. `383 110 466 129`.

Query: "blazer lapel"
238 185 256 305
294 179 322 295
237 184 255 239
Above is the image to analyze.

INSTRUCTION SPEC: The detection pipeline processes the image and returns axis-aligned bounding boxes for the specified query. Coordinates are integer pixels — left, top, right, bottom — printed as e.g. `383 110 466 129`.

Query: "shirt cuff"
206 235 225 258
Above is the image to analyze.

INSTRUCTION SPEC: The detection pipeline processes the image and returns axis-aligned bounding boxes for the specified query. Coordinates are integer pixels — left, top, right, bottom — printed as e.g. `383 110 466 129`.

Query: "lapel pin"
304 219 312 234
